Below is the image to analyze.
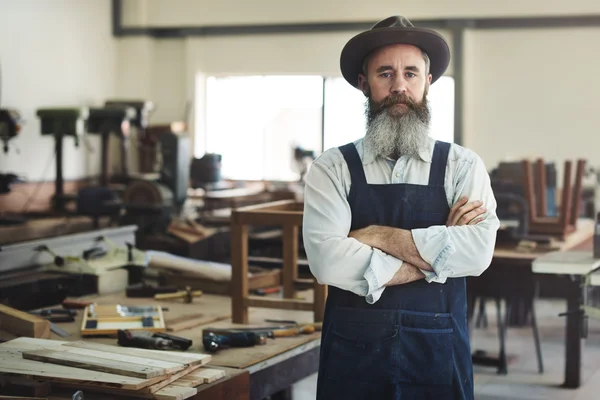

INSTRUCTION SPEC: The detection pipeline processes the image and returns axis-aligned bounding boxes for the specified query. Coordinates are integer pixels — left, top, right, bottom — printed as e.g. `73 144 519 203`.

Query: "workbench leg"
232 223 249 324
563 279 583 389
496 298 509 375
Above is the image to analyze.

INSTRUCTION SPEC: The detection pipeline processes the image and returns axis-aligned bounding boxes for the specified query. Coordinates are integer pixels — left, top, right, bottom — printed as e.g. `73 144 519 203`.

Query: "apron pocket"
393 325 454 386
324 321 398 383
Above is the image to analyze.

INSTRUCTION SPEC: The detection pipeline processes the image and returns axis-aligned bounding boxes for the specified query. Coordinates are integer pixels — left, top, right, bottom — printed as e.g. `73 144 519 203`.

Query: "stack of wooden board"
0 337 226 399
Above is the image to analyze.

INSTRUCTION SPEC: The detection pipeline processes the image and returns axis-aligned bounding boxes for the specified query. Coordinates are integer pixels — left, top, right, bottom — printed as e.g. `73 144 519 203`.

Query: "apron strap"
428 141 451 186
338 143 367 185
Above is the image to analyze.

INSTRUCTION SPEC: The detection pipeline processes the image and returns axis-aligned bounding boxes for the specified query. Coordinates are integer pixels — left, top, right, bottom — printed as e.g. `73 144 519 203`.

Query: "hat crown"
371 16 414 30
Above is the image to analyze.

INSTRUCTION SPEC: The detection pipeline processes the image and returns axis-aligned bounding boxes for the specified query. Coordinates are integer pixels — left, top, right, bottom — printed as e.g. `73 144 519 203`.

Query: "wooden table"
532 250 600 389
467 219 595 377
5 291 321 400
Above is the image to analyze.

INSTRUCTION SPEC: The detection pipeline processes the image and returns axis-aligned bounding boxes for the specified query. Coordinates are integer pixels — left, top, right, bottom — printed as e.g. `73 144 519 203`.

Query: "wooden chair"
230 200 327 324
522 158 586 238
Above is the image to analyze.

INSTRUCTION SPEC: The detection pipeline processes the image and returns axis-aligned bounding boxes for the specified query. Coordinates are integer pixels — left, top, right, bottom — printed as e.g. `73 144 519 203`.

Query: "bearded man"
302 16 500 400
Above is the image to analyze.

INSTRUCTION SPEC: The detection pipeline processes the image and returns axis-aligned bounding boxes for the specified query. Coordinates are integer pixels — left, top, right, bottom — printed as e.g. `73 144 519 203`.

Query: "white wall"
464 26 600 176
0 0 116 182
122 0 600 26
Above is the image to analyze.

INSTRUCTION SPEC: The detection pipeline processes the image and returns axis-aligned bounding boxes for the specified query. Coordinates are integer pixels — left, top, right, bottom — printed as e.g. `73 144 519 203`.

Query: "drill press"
0 108 26 225
104 100 154 182
36 108 88 213
86 105 136 186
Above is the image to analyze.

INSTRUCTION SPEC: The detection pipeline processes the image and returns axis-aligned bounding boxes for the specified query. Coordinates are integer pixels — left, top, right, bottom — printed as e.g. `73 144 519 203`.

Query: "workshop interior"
2 1 600 399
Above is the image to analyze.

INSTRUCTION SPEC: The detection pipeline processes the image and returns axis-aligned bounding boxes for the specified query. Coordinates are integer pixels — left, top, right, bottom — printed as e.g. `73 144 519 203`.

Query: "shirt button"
395 172 401 178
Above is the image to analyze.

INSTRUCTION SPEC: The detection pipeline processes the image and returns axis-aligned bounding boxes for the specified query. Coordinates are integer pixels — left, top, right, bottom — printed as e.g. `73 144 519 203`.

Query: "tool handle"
62 299 94 309
154 290 203 300
154 292 185 300
272 325 316 337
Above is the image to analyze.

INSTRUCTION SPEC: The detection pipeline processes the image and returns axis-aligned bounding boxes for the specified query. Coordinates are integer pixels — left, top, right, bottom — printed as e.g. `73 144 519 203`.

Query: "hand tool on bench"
265 319 323 328
251 286 281 296
29 308 77 322
154 286 203 303
202 331 267 353
50 322 71 337
35 314 75 323
29 308 77 317
117 329 193 350
203 323 320 339
62 299 95 310
87 304 167 318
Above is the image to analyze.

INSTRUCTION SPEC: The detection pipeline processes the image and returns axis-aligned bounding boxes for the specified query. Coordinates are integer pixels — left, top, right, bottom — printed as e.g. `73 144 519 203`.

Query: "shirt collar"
360 137 434 165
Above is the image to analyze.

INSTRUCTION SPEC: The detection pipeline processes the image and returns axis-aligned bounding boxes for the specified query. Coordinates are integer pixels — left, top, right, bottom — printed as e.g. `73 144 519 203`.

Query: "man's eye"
380 72 391 78
406 72 416 78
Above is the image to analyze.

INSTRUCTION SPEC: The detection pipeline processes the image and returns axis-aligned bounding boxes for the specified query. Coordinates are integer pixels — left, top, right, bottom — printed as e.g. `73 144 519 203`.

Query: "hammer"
154 286 203 303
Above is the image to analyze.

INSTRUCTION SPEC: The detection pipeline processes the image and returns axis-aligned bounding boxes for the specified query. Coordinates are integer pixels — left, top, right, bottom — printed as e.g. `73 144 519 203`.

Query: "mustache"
367 92 430 125
377 92 418 111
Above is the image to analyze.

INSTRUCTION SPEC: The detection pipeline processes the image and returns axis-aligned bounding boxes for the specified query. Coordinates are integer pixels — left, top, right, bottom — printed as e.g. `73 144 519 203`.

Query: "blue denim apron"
315 141 473 400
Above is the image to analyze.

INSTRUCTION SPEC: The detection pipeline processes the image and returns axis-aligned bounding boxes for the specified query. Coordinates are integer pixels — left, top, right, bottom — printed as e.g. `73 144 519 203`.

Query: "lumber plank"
21 349 167 379
171 379 201 387
0 348 151 390
5 340 185 375
61 341 211 366
140 364 202 394
192 368 226 383
0 304 50 339
153 385 198 400
45 346 183 373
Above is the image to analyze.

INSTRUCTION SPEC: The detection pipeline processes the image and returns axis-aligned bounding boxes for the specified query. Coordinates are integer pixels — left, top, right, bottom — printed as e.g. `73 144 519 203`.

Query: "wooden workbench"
2 291 321 400
0 216 111 246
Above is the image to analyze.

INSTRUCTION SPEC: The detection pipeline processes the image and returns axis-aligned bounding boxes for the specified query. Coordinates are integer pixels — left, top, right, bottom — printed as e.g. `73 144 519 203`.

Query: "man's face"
357 44 433 159
358 44 432 108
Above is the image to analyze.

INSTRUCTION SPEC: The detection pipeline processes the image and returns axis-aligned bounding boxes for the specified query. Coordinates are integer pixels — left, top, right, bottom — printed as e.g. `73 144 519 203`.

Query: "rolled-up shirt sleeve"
412 155 500 283
303 158 401 304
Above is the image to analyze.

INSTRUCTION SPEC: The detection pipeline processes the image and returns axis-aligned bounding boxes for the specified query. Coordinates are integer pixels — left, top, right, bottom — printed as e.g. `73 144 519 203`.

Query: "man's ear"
427 73 433 85
358 74 369 96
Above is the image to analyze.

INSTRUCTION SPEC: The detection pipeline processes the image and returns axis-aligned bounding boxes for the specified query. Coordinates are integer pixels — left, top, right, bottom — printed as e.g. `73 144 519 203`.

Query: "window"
322 77 367 151
427 76 455 143
203 76 323 181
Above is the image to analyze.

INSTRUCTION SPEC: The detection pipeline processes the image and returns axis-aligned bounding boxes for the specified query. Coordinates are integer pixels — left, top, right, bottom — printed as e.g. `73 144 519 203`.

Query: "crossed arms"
302 152 500 304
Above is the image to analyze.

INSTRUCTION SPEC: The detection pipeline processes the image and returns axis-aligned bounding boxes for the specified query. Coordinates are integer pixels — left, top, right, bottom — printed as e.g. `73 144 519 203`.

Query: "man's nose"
391 76 407 94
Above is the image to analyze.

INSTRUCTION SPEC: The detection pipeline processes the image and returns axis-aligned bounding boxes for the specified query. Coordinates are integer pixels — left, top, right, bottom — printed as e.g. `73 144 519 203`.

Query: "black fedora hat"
340 16 450 88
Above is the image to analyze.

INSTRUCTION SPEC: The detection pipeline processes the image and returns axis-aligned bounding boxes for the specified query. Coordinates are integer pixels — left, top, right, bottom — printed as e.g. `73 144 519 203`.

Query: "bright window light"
204 75 323 181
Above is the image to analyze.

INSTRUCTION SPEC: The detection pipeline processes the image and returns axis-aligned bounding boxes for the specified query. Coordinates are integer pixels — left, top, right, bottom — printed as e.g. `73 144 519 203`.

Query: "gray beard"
364 104 430 160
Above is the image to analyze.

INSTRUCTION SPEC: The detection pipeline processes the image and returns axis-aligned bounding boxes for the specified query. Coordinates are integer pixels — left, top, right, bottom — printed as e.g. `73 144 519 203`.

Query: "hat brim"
340 27 450 88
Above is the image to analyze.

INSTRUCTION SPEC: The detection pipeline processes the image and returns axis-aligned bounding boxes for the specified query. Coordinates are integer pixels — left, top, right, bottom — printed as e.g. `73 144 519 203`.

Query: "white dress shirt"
302 136 500 304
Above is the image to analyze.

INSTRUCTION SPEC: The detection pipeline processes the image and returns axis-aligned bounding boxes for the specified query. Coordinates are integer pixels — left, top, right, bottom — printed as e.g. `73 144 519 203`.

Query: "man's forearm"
385 262 425 286
354 226 434 272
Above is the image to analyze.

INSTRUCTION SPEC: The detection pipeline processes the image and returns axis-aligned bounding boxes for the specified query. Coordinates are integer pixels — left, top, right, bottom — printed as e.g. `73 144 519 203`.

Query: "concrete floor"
291 299 600 400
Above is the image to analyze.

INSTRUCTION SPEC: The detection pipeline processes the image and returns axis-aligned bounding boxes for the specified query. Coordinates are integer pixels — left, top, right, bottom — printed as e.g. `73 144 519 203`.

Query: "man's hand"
447 196 486 227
